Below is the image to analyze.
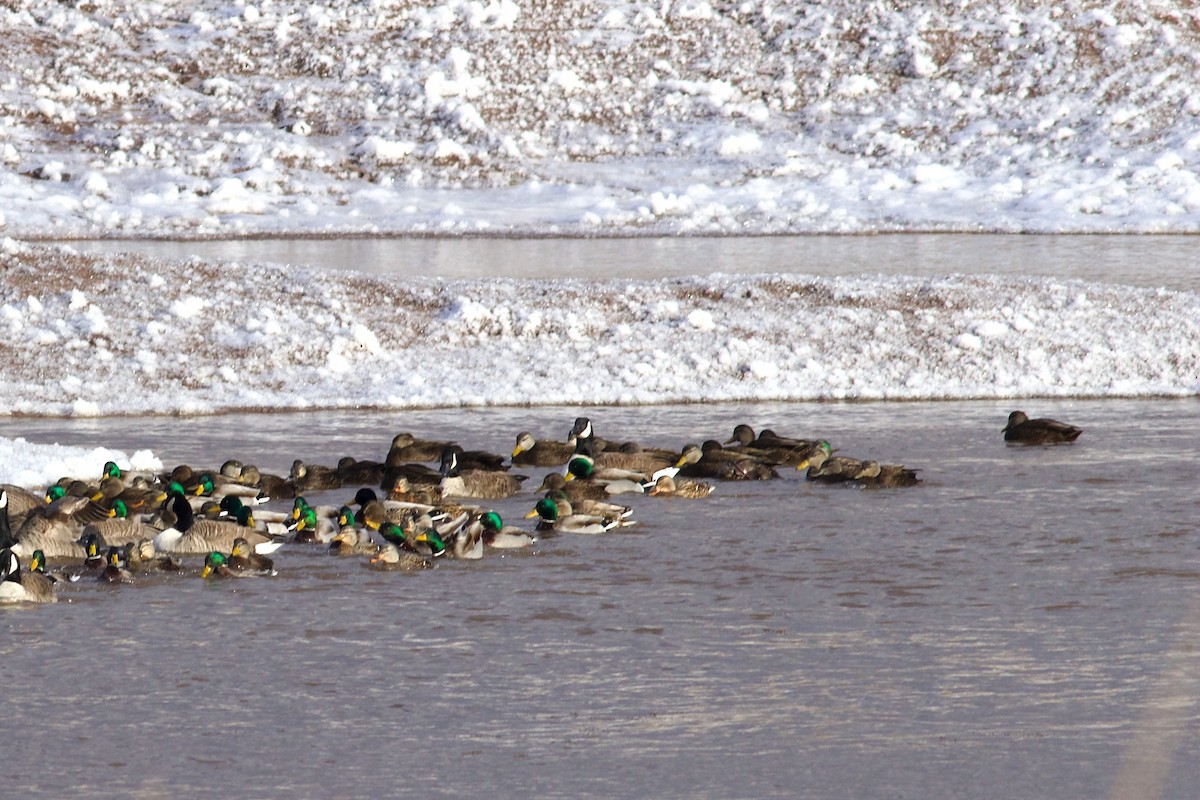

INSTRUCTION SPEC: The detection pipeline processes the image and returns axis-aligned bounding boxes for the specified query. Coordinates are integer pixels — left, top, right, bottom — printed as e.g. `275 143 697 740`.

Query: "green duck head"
106 546 124 567
109 499 129 519
416 530 446 557
200 551 227 578
45 484 66 503
235 506 256 528
193 474 216 496
529 497 559 522
292 496 311 520
30 549 47 573
565 455 595 481
295 506 318 531
480 511 503 533
336 505 356 528
102 461 122 479
378 522 409 547
220 495 245 517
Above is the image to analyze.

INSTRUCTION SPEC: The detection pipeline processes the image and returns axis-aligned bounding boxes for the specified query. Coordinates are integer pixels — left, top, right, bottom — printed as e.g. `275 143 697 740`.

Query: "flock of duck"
0 410 1082 604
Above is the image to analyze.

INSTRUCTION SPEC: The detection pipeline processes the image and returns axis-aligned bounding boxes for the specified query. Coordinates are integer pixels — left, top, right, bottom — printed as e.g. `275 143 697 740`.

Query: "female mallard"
795 441 863 483
387 432 457 464
369 542 433 570
228 537 277 574
99 546 134 584
478 512 536 549
336 456 387 487
328 526 378 557
674 442 777 480
724 425 817 466
0 547 57 603
123 540 182 573
851 460 922 488
524 497 632 535
1002 411 1083 444
289 460 343 492
511 431 576 467
439 446 527 500
646 474 715 499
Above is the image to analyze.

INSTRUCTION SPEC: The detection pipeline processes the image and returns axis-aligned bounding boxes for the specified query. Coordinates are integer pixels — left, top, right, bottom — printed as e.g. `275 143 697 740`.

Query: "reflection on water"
47 234 1200 291
2 398 1199 799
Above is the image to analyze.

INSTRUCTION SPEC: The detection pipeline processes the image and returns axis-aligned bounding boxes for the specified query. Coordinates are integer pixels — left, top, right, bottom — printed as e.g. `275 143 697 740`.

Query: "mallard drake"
478 512 536 549
646 474 715 499
851 460 922 488
378 522 445 558
511 431 576 467
0 547 57 603
544 489 633 521
563 454 649 495
1002 411 1083 444
200 551 263 579
74 531 106 574
99 546 134 584
228 537 277 574
524 497 632 534
444 517 484 560
291 505 335 544
29 548 78 584
439 446 527 499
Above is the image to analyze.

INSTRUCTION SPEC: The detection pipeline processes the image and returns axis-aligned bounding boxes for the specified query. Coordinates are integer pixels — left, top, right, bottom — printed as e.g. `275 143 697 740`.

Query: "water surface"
3 398 1198 799
51 234 1200 291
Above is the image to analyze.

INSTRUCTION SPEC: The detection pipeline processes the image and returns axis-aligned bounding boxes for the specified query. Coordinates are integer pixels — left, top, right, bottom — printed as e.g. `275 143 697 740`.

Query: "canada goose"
0 547 57 603
439 447 527 499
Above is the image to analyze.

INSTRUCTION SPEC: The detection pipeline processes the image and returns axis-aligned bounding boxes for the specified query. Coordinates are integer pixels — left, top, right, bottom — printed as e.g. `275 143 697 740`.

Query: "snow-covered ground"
3 0 1200 236
1 2 1199 484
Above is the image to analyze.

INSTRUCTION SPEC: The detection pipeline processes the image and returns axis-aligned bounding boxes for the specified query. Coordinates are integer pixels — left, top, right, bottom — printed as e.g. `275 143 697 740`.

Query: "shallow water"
51 233 1200 291
3 397 1199 799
